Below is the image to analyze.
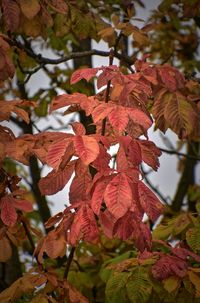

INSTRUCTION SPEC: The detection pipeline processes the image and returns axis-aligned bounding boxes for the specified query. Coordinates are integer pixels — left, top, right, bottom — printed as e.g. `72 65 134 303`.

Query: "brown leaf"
0 236 12 262
47 0 68 14
2 0 21 32
19 0 41 19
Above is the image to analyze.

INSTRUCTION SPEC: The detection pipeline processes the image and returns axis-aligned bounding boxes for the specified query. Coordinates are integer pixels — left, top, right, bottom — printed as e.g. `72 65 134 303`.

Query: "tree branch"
159 147 200 161
63 247 75 280
101 49 114 136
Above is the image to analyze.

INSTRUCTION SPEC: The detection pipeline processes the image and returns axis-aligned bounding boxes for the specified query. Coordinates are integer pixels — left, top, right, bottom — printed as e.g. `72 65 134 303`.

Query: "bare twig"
141 165 171 205
159 147 200 161
64 247 75 279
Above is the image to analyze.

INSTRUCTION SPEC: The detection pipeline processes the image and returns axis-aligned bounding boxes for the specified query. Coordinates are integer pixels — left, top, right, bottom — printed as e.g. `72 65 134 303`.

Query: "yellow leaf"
30 294 49 303
98 27 115 39
19 0 40 19
188 271 200 297
163 276 180 293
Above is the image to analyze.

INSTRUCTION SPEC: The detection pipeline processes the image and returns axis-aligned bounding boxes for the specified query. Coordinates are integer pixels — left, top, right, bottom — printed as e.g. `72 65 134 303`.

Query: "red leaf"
0 196 17 226
69 171 92 203
73 135 99 165
92 103 113 123
138 181 164 221
71 67 100 84
12 198 33 212
104 173 132 218
127 107 152 131
138 140 161 171
50 93 86 112
91 176 111 215
46 138 73 170
134 222 152 252
2 0 20 32
70 122 86 136
152 255 188 280
113 211 136 240
99 209 116 238
108 106 129 133
39 161 75 195
69 204 99 245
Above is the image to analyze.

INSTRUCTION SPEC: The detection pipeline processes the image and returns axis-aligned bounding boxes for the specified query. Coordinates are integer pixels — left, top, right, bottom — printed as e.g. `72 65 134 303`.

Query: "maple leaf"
39 161 75 195
104 173 132 219
73 135 99 165
152 254 188 280
138 181 164 222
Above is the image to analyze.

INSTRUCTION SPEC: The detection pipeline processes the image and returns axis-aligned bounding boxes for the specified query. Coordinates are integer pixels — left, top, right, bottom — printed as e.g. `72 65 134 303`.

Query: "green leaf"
126 267 152 303
186 226 200 252
105 272 130 303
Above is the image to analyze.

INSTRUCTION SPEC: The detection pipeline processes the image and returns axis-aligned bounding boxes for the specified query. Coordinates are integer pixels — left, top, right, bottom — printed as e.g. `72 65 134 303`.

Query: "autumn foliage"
0 1 200 303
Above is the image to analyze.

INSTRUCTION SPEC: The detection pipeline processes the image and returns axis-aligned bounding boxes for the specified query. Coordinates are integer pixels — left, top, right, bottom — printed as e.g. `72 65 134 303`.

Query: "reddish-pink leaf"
108 106 129 133
91 176 111 215
0 196 17 226
12 198 33 212
104 173 132 219
69 204 99 245
46 138 73 170
2 0 20 32
71 67 100 84
69 171 92 203
73 135 99 165
92 144 111 171
92 103 113 123
152 255 188 280
138 140 161 171
70 122 86 136
113 211 135 240
158 65 185 92
138 181 164 221
127 107 152 131
39 162 75 195
134 222 152 252
50 93 86 113
99 209 116 238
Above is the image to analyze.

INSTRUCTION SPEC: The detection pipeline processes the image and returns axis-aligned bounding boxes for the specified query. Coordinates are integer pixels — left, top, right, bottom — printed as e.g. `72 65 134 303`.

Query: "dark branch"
159 147 200 161
64 247 75 279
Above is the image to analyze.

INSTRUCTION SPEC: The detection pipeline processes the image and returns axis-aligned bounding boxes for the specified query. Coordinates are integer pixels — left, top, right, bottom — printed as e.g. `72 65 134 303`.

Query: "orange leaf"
73 135 99 165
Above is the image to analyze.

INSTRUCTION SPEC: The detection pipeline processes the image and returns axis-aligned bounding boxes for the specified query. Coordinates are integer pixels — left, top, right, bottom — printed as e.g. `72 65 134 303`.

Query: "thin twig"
64 247 75 279
20 216 35 252
141 165 170 205
101 49 114 136
159 147 200 161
